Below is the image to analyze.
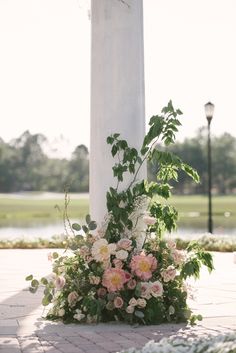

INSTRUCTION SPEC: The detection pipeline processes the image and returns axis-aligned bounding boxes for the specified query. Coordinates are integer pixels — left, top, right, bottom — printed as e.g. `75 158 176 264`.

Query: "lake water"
0 220 235 241
0 192 235 240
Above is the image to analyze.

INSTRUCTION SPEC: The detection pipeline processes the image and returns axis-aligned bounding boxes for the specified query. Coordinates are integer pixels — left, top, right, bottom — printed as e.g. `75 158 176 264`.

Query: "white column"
90 0 146 224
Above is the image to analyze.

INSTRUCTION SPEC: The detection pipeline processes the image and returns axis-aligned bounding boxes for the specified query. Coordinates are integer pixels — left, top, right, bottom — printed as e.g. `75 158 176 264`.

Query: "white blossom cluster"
121 332 236 353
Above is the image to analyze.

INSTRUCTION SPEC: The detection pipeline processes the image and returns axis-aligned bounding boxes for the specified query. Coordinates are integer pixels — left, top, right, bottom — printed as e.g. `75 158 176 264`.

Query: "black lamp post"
204 102 215 233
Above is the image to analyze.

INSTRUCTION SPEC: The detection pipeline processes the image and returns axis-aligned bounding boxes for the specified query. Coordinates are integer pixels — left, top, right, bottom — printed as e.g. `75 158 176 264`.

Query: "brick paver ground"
0 249 236 352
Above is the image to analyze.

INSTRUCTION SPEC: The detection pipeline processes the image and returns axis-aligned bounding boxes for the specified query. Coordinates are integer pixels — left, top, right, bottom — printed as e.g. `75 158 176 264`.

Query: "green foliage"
180 241 214 280
105 100 199 241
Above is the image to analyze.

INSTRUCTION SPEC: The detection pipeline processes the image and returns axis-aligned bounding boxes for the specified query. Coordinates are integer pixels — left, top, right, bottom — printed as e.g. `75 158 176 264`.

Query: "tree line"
0 131 89 192
0 129 235 194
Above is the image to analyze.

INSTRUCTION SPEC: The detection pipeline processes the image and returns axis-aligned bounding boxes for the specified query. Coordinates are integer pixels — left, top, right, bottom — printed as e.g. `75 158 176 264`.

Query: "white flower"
137 298 146 308
73 309 85 321
169 305 175 315
127 196 149 250
129 297 137 307
121 332 236 353
143 215 156 226
116 249 129 261
89 275 101 285
126 305 135 314
58 308 65 317
91 238 116 262
119 200 126 208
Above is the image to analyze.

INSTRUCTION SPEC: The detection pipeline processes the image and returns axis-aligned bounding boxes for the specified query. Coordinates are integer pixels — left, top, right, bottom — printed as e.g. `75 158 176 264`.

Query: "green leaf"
72 223 81 231
111 145 118 157
82 225 89 233
42 294 52 306
135 283 141 297
119 140 128 149
40 277 48 285
89 221 97 230
31 279 39 287
25 275 33 281
85 214 91 224
106 136 114 144
141 146 149 155
181 163 200 183
52 252 59 259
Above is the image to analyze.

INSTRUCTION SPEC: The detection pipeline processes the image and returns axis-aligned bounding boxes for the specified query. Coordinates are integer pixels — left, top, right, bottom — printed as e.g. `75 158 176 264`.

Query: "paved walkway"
0 250 235 353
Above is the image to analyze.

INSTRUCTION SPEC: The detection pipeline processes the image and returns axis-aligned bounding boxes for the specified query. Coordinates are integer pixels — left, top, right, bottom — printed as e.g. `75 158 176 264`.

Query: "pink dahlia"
130 254 157 280
102 268 129 292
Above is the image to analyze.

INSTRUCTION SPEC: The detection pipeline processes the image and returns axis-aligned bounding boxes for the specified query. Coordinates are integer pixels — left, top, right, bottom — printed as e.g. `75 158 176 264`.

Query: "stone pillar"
90 0 146 224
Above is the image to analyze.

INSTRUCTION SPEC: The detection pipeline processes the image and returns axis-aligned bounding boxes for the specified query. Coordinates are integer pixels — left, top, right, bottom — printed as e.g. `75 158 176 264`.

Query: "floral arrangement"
120 332 236 353
26 101 213 325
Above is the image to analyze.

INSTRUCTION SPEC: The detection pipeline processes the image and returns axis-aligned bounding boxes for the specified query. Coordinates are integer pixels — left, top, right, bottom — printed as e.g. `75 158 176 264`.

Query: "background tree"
68 145 89 192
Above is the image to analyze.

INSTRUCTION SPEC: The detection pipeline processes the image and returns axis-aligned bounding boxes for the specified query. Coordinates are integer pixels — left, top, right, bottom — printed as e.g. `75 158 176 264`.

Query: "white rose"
73 309 85 321
126 305 135 314
137 298 147 308
143 215 156 226
58 308 65 317
129 297 137 307
116 249 129 261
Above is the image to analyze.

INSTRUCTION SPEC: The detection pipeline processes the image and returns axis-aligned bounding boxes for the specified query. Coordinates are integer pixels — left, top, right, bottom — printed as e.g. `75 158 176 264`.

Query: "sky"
0 0 236 158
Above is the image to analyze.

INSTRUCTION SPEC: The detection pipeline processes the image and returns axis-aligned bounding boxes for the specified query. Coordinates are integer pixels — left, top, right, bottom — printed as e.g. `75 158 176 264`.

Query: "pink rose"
127 279 137 290
67 291 79 307
143 215 156 226
140 282 151 299
171 249 186 266
97 287 107 297
151 280 163 297
117 239 132 251
161 265 177 283
113 258 124 269
167 239 176 249
114 296 124 308
55 276 66 290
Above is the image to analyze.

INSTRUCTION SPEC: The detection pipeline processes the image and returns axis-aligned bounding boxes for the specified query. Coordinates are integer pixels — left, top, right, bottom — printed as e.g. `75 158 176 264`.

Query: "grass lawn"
0 194 235 230
0 197 89 227
170 195 236 229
